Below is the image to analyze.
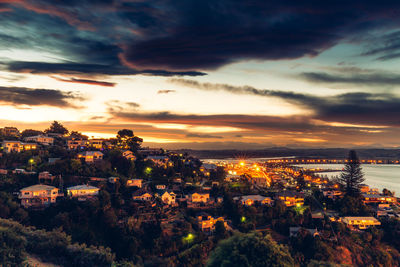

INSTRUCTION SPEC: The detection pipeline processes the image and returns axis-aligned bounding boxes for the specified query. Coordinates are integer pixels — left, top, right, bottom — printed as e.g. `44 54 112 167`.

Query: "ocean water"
297 164 400 195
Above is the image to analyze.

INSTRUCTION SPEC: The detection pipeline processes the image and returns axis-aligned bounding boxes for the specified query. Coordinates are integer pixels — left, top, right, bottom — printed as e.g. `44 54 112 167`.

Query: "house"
360 184 370 193
132 189 153 201
276 191 305 207
126 179 143 188
322 189 343 199
77 151 103 163
197 213 227 232
122 150 136 161
88 139 104 149
1 127 19 136
289 227 319 237
341 216 381 230
67 185 100 199
160 190 176 205
363 193 397 204
13 168 27 174
189 192 210 203
234 195 272 206
200 163 217 176
24 135 54 145
173 177 182 184
38 171 53 181
19 184 59 208
67 139 87 150
2 141 37 153
146 155 169 166
156 184 166 190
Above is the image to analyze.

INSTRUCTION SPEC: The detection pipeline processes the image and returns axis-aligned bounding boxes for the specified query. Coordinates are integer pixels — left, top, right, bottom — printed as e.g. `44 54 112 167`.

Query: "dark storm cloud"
0 86 84 108
2 1 400 74
362 31 400 61
122 1 400 71
169 79 400 127
6 61 205 77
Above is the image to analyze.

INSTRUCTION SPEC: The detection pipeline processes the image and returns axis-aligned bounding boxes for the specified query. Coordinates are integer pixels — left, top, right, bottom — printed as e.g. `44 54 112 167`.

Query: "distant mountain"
175 148 400 160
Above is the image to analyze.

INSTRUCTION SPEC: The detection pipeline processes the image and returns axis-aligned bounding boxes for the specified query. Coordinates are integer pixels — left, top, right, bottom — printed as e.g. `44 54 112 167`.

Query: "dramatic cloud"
0 86 84 108
2 1 400 74
52 76 116 87
300 71 400 87
122 1 400 71
6 61 206 77
170 78 319 107
362 30 400 61
186 133 223 139
170 79 400 127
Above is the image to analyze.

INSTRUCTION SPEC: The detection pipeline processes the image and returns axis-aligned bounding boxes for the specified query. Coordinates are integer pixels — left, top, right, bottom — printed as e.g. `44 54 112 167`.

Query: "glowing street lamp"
183 233 195 244
239 162 245 167
144 167 152 176
28 158 34 172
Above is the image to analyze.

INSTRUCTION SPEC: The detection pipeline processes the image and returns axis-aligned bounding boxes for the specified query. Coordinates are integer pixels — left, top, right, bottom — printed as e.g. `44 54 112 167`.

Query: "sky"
1 0 400 149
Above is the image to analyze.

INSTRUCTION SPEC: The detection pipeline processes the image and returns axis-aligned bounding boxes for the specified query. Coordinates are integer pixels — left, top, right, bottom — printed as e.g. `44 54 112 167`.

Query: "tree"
207 232 294 267
21 129 43 138
338 150 365 196
116 129 143 152
69 131 88 140
45 121 69 135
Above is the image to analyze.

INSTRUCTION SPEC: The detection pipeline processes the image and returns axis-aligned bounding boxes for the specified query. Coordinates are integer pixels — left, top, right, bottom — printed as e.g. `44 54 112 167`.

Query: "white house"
24 135 54 145
77 151 104 163
67 185 100 198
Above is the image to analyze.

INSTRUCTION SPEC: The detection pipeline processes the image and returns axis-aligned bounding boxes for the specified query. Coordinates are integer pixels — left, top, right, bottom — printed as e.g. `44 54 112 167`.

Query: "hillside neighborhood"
1 122 400 266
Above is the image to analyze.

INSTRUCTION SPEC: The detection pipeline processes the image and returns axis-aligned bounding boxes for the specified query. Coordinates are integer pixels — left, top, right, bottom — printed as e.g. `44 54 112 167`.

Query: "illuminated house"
146 155 169 167
122 150 136 161
77 151 103 163
132 189 153 201
67 139 87 150
67 185 100 198
360 184 370 193
341 217 381 230
189 192 210 203
234 195 272 206
88 139 104 149
126 179 143 188
322 189 343 199
2 141 37 153
276 191 305 207
197 213 227 232
19 184 59 208
24 135 54 145
363 194 397 204
160 190 176 205
200 163 217 176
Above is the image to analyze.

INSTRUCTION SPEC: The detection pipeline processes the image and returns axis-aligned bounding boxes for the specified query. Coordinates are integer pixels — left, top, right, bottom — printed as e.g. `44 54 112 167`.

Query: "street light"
28 158 34 172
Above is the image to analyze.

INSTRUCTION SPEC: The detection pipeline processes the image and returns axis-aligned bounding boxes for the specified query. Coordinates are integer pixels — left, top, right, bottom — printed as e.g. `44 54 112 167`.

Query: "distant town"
0 122 399 266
